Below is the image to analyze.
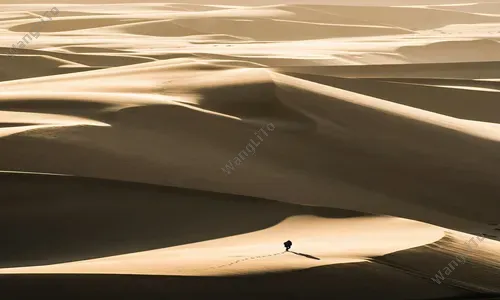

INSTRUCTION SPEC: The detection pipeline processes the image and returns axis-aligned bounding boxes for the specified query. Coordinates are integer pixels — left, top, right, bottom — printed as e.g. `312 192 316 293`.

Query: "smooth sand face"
0 1 500 298
0 216 446 276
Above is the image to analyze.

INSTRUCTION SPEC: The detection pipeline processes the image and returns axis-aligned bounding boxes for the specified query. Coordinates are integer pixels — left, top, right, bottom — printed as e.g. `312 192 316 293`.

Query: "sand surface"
0 2 499 299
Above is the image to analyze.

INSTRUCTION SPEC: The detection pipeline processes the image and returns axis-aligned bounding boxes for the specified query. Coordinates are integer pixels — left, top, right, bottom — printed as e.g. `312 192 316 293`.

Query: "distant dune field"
0 2 499 300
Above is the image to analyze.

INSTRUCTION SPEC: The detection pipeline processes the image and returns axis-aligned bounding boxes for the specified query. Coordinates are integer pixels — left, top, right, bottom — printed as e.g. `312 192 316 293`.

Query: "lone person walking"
284 240 292 251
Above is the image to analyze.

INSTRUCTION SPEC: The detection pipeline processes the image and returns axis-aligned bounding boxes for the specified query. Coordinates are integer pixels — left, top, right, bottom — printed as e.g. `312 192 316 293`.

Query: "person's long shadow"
289 251 320 260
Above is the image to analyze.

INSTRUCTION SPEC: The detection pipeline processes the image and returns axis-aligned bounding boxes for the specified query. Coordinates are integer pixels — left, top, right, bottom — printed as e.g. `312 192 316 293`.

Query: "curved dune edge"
0 59 498 233
0 124 74 138
271 72 500 142
2 3 500 67
2 59 500 142
0 172 498 295
0 215 445 276
0 110 109 137
0 110 109 126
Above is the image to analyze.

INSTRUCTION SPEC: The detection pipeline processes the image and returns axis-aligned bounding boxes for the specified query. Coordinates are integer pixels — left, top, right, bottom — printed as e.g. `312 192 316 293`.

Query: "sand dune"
297 4 500 30
1 2 499 299
284 74 500 123
0 172 426 273
428 2 500 14
1 172 498 299
375 232 500 293
0 172 366 267
0 109 108 137
166 18 411 40
0 57 499 236
0 53 90 81
279 61 500 79
397 39 500 63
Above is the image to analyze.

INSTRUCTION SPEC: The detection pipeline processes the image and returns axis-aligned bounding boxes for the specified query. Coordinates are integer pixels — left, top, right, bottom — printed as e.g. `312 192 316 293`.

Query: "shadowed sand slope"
0 53 93 81
0 172 365 268
2 173 499 299
375 232 500 293
0 58 499 238
397 40 500 63
164 18 411 40
284 73 500 123
279 61 500 79
0 270 479 300
8 18 147 32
